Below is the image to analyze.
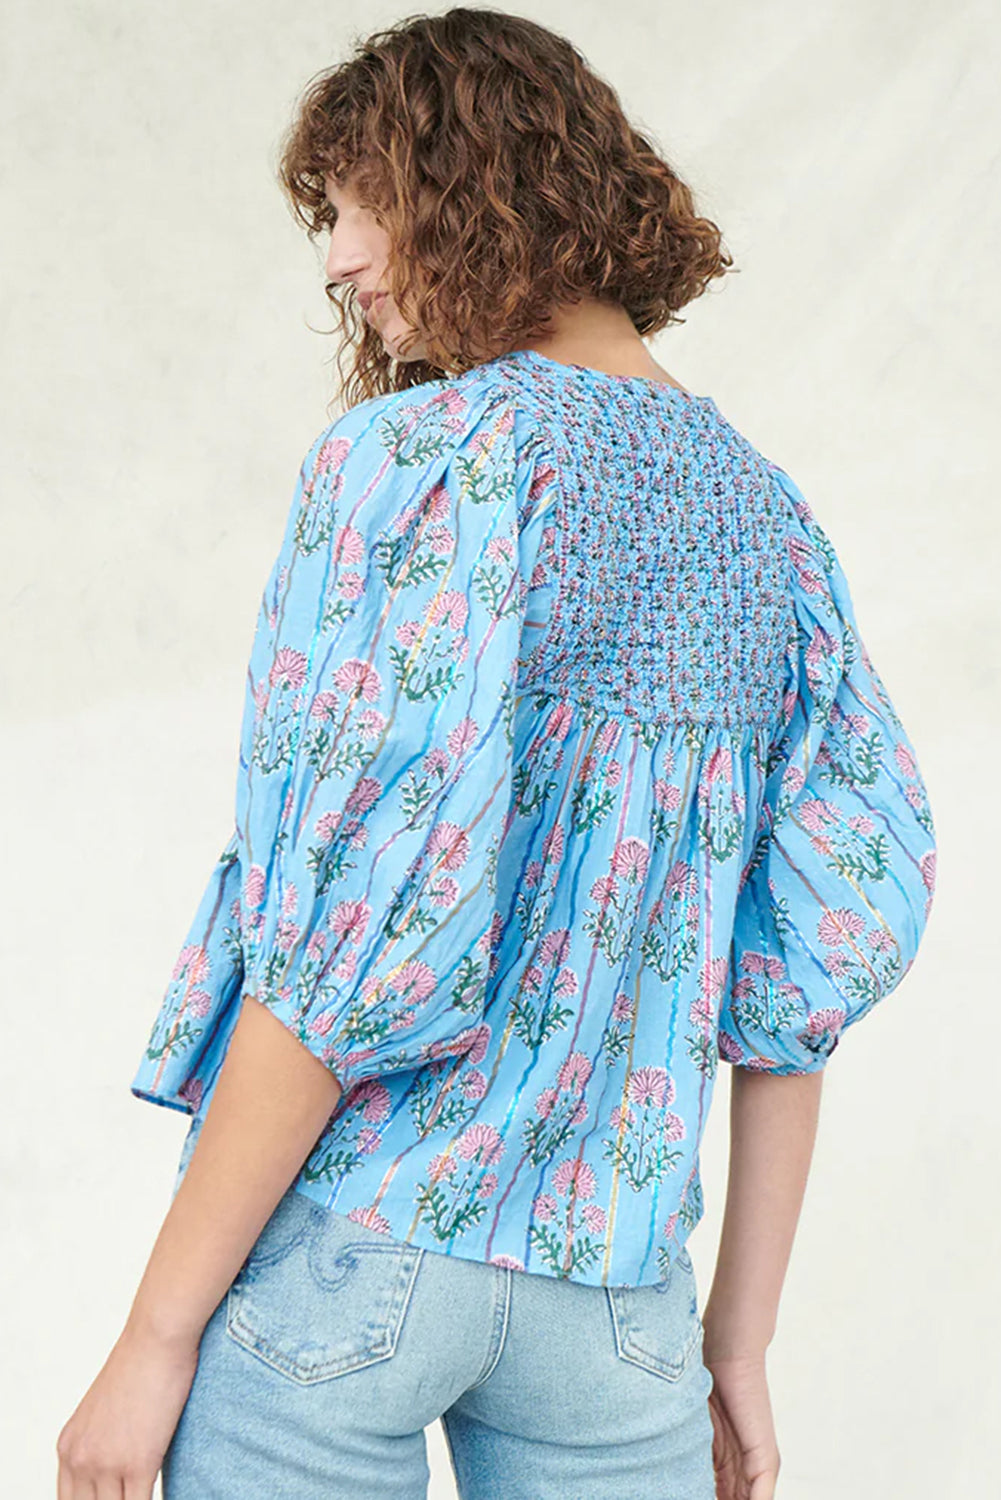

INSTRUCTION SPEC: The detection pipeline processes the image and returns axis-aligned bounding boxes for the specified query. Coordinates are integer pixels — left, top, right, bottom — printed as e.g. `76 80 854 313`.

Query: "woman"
57 8 937 1499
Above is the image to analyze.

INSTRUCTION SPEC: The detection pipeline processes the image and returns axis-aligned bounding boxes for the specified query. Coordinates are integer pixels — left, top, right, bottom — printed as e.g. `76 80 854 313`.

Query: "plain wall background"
3 1 997 1494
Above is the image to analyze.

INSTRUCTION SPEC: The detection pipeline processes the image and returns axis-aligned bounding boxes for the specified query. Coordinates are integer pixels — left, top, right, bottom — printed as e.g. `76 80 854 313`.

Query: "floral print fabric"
132 348 936 1286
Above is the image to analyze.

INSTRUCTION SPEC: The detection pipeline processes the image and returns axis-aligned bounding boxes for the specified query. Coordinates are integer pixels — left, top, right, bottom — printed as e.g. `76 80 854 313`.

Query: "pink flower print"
544 701 575 741
276 917 301 953
847 813 875 835
582 1203 607 1235
331 659 381 704
423 746 450 775
252 678 269 716
489 1253 526 1270
332 523 365 566
306 930 326 960
921 849 936 893
609 1103 636 1131
461 1023 491 1067
606 760 623 789
426 479 453 520
483 913 504 953
461 1068 488 1100
557 1052 592 1092
244 864 268 906
172 944 209 984
391 959 436 1005
536 1088 558 1119
589 873 618 904
740 950 767 975
188 989 212 1018
346 1205 391 1234
430 875 460 908
780 763 806 799
894 742 917 777
842 711 870 738
316 436 350 474
428 821 470 871
357 1126 382 1155
337 571 365 603
552 1157 596 1201
310 690 339 723
705 746 734 786
522 964 543 994
447 717 480 757
699 955 729 1003
177 1078 204 1111
826 951 851 977
428 524 454 555
281 883 299 918
270 646 308 691
328 897 371 945
307 1008 336 1036
539 928 572 966
542 823 565 862
717 1031 744 1064
867 928 895 953
817 907 866 947
486 536 514 562
395 619 422 651
554 966 579 998
571 1098 589 1125
428 1152 457 1181
456 1122 505 1166
477 1172 499 1199
653 778 682 811
799 798 839 835
430 589 469 630
596 720 619 755
533 1193 557 1222
344 776 382 817
627 1066 670 1109
665 860 697 898
688 992 715 1027
611 992 633 1022
315 809 342 843
345 1078 391 1124
612 834 651 876
662 1111 686 1143
806 1007 845 1040
663 1212 679 1240
390 1006 418 1031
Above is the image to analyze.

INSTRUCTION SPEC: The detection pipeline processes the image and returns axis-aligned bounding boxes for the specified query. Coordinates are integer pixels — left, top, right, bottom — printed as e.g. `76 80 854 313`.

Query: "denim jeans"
162 1132 716 1499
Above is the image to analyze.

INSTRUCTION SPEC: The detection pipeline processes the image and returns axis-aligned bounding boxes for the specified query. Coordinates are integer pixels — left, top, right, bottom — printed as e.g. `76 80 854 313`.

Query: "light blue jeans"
163 1134 716 1499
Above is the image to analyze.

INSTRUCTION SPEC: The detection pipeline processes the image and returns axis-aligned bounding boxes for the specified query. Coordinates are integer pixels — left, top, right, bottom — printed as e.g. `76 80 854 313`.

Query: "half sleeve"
132 377 548 1113
716 464 937 1076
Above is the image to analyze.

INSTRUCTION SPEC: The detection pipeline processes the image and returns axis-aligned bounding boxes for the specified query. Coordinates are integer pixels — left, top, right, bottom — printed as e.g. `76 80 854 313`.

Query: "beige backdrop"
4 1 997 1495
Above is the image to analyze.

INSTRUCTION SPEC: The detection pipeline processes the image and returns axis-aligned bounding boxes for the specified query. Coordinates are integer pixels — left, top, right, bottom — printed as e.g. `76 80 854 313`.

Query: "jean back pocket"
225 1187 424 1386
605 1245 704 1382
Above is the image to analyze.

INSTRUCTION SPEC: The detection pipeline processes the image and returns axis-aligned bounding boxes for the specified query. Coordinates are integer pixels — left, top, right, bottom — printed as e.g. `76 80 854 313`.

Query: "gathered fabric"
132 347 937 1287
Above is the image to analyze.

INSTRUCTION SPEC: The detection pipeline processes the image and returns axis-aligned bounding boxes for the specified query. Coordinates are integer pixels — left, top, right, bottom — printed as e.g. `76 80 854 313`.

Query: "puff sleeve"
716 463 937 1076
132 376 542 1114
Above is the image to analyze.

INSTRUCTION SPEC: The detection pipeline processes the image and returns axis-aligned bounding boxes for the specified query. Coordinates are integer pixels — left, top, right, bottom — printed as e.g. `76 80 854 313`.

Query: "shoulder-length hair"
277 6 735 406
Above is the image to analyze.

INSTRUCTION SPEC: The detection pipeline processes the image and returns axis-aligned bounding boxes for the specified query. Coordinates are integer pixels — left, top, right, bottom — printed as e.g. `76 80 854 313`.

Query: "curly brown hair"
276 6 735 406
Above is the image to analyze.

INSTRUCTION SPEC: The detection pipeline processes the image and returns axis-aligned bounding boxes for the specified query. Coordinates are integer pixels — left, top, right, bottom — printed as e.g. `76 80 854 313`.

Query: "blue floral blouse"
131 347 937 1287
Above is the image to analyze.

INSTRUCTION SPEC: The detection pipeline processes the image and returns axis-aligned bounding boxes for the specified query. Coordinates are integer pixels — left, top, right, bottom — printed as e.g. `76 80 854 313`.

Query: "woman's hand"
705 1350 781 1500
56 1316 200 1498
